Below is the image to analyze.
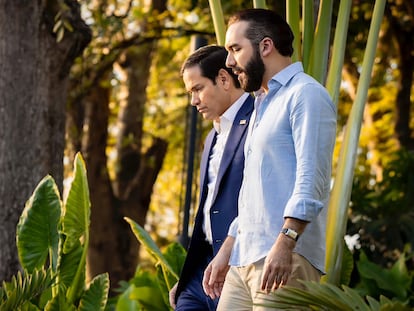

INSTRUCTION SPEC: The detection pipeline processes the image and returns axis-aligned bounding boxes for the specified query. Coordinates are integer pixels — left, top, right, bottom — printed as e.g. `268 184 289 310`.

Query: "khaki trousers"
217 253 321 311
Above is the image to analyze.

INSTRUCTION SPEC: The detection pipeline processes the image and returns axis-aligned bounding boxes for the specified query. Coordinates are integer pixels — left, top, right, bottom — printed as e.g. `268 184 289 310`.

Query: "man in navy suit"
169 45 254 311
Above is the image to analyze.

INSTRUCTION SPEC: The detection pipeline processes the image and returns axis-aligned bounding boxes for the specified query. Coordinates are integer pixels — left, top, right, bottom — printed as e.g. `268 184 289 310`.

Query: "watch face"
282 228 299 241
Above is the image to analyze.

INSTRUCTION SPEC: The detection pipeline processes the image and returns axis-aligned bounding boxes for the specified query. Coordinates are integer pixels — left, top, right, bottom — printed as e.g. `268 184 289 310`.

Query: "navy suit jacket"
175 95 254 302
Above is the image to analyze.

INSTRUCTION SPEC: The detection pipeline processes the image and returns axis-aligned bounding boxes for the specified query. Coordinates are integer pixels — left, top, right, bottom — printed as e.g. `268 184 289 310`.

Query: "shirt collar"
268 61 304 89
252 62 303 110
214 92 249 134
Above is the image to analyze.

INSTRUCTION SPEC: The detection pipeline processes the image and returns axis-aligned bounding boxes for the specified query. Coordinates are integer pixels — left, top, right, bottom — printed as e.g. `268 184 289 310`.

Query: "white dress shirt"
202 93 249 244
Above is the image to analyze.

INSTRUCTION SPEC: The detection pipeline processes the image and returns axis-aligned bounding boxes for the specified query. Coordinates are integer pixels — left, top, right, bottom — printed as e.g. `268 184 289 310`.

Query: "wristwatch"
281 228 299 241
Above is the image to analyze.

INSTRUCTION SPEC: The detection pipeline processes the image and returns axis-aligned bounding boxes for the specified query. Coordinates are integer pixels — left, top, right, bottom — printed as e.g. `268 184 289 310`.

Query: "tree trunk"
384 0 414 150
78 49 168 291
79 78 125 285
0 0 90 282
64 0 169 292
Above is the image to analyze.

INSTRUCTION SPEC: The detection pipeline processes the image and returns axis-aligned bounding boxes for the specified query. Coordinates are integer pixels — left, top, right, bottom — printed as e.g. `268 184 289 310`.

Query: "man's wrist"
280 228 300 241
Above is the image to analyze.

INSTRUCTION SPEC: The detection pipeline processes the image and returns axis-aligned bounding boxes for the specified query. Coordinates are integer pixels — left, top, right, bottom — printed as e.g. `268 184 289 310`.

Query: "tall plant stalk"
324 0 386 285
301 0 315 70
286 0 301 62
253 0 267 8
325 0 352 106
208 0 226 45
307 0 334 83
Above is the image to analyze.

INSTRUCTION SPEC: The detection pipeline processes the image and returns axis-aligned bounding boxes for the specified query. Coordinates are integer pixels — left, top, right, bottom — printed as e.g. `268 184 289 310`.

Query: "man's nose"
226 53 235 68
190 93 199 106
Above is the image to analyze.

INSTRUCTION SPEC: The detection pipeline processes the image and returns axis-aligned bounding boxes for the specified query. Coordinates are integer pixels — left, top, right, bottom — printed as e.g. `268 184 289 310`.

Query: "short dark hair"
228 8 294 57
181 45 241 88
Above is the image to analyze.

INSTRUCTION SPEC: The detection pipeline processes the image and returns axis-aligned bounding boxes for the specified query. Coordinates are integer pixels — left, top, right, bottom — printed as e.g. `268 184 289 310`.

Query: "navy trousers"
175 254 218 311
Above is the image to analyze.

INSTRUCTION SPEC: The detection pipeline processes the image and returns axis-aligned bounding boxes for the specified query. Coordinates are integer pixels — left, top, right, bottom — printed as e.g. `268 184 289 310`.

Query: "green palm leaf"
16 176 61 273
62 153 90 253
0 269 52 311
62 153 91 304
57 239 83 291
258 281 411 310
124 217 179 280
78 273 109 311
257 281 356 310
44 294 76 311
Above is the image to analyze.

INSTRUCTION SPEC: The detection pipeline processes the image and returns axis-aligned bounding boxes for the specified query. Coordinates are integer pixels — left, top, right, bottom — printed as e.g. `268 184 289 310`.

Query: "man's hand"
260 236 294 293
261 218 306 293
202 236 234 299
202 253 229 299
169 282 178 309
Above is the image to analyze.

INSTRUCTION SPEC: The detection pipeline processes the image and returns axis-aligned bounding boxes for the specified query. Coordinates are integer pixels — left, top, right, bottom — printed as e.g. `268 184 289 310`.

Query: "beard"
238 48 264 92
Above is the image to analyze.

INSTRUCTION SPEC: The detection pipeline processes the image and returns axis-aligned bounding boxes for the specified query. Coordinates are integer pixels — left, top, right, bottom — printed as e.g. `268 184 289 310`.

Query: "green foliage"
0 153 109 310
0 269 52 311
125 217 182 282
16 178 61 273
115 270 168 311
349 149 414 267
258 280 412 310
339 241 355 287
78 274 110 311
53 1 74 42
116 218 186 310
354 251 412 303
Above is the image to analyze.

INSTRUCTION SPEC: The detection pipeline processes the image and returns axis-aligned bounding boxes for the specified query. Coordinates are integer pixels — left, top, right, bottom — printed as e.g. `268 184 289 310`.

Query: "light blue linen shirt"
227 62 337 273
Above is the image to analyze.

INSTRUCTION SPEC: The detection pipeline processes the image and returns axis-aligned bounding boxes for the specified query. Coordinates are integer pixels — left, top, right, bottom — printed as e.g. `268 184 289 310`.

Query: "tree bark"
386 1 414 150
0 0 90 282
77 55 168 291
64 0 169 292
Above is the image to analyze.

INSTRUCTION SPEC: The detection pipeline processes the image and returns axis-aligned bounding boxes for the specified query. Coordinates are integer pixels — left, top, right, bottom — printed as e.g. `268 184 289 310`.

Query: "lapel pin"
239 119 247 125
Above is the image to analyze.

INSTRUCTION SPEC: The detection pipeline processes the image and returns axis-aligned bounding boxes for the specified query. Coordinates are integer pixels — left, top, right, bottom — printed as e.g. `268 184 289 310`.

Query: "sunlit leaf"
78 274 109 311
124 217 179 280
16 176 61 273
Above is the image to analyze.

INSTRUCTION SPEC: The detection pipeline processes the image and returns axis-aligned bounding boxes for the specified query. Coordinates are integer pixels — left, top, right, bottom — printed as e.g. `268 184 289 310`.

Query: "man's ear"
260 37 274 57
217 68 231 89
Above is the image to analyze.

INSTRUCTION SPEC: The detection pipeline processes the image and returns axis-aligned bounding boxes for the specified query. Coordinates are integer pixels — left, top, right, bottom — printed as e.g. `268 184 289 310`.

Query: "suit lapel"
199 129 216 206
212 95 254 200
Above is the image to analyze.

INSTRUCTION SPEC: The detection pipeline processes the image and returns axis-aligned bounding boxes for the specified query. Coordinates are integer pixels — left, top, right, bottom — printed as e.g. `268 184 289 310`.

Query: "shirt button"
238 229 241 234
212 210 219 214
215 239 222 243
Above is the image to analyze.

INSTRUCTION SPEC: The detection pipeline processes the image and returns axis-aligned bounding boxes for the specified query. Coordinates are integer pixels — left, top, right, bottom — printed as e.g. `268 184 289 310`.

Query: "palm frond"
124 217 179 280
0 269 52 311
256 280 411 311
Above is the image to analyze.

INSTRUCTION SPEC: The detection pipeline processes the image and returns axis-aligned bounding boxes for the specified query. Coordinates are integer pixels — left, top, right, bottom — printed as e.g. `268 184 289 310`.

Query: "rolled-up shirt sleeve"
283 84 337 222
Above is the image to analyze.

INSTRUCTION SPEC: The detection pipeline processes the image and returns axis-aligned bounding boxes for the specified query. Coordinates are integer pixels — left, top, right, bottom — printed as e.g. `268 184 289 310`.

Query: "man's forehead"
183 66 208 89
225 21 248 45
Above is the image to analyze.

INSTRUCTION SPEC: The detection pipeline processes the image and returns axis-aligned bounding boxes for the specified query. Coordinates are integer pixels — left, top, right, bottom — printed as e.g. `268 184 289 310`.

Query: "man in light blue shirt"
203 9 337 310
